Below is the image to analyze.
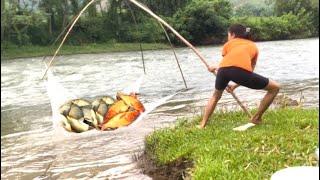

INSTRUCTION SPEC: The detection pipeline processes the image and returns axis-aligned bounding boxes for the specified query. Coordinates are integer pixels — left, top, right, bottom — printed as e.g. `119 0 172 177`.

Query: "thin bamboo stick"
41 0 97 79
125 1 188 88
159 23 188 89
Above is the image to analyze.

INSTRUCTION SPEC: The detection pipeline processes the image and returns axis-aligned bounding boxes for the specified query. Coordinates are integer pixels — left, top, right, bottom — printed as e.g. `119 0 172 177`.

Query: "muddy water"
1 38 319 179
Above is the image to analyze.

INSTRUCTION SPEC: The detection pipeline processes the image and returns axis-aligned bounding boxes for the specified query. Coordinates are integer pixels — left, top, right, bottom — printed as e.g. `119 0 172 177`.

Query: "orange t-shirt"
219 38 258 72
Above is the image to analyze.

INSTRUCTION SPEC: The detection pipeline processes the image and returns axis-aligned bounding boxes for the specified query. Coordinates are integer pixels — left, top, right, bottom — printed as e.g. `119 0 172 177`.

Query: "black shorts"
215 66 269 90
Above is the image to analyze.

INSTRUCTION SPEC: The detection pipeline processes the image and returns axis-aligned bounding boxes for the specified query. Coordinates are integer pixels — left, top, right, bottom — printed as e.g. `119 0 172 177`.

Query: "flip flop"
232 123 256 131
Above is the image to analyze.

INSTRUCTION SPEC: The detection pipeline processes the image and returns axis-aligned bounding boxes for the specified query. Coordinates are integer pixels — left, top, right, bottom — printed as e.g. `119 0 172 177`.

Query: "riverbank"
2 37 318 60
137 108 319 179
1 43 170 60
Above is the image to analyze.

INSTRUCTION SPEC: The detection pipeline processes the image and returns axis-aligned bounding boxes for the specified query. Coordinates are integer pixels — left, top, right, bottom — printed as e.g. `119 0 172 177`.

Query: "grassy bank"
142 108 319 179
1 43 170 60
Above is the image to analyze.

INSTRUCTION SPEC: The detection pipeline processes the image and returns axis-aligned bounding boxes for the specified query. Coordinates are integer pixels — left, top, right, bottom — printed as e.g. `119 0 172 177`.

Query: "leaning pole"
128 0 252 117
40 0 252 117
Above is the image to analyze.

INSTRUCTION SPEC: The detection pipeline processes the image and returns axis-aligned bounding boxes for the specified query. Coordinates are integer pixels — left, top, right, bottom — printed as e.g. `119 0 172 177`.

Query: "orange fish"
103 100 129 123
117 92 145 113
101 110 140 131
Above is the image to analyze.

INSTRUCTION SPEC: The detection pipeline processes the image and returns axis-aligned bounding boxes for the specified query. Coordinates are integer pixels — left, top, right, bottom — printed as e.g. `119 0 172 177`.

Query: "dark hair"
228 24 252 40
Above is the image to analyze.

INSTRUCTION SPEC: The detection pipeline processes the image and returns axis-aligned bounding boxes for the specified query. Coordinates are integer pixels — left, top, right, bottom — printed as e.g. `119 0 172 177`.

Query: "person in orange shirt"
199 24 280 129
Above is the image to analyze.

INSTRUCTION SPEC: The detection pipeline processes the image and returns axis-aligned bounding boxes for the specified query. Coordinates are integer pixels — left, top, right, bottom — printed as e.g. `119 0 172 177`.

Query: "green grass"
1 43 170 60
145 108 319 179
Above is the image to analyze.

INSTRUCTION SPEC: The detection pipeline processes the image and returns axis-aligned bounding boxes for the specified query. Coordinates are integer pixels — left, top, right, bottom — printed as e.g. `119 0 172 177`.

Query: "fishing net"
45 67 77 130
45 65 176 133
42 1 189 133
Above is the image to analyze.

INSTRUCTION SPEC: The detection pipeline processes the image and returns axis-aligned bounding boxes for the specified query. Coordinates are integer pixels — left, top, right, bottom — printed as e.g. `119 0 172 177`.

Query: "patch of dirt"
134 151 193 180
273 94 300 108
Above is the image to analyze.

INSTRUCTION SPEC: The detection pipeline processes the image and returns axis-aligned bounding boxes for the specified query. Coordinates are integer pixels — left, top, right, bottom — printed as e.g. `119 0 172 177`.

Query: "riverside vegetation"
1 0 319 59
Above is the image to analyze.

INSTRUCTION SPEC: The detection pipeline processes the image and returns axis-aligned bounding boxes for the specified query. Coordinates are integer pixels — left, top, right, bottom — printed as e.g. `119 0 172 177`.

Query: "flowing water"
1 38 319 179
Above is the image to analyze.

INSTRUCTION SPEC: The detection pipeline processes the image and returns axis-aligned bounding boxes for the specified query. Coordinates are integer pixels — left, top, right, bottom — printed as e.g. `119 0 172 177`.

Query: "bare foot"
196 125 205 129
251 119 262 125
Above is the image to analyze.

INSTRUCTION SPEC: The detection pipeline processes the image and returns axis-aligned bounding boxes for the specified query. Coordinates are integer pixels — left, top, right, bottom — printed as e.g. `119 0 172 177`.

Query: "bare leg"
251 80 280 124
199 90 224 128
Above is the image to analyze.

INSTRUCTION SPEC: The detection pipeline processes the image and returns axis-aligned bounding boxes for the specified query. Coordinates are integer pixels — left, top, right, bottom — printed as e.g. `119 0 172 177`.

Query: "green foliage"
172 0 232 44
1 0 319 48
233 3 274 17
123 18 165 43
142 0 192 16
233 9 315 41
2 2 48 46
310 0 319 35
60 2 165 45
229 0 274 16
272 0 319 35
274 0 313 15
145 108 319 179
66 16 111 45
39 0 70 32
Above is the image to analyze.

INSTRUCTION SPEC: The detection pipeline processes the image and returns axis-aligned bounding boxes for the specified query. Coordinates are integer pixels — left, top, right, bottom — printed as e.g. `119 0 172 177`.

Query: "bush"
172 0 232 45
232 10 314 41
27 25 51 45
1 0 318 47
64 13 165 45
122 18 165 43
65 16 115 45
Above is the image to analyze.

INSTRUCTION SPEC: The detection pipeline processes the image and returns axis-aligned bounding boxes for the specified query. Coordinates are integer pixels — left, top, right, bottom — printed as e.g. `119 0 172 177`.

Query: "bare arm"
251 50 258 71
251 60 256 71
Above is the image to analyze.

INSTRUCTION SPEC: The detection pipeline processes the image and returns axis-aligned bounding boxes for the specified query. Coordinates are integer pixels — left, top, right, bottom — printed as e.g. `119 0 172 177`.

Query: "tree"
274 0 313 15
2 0 47 46
1 0 5 41
39 0 72 33
70 0 80 15
233 3 273 16
310 0 319 35
273 0 319 35
85 0 98 17
141 0 191 16
173 0 232 44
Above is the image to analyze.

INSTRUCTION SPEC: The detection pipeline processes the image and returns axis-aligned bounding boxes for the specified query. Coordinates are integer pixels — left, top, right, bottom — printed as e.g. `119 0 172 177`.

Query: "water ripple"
1 38 319 179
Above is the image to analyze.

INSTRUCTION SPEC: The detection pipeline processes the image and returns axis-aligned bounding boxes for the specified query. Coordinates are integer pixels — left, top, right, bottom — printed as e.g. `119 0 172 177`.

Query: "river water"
1 38 319 179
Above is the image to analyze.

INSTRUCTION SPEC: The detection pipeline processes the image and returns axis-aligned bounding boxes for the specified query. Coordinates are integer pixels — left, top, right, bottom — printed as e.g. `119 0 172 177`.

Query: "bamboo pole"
40 0 251 117
129 0 210 69
41 0 97 79
129 0 252 117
